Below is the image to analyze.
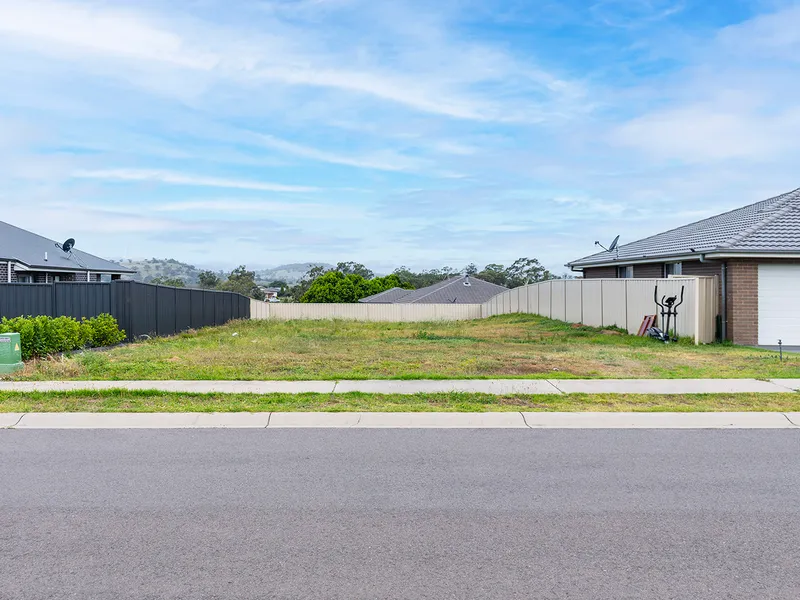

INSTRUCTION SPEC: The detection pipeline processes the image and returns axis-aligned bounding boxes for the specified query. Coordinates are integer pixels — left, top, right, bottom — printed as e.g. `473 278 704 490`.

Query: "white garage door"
758 264 800 345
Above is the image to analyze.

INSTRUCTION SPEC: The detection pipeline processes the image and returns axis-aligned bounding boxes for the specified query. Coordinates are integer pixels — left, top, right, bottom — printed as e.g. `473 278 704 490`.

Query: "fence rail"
0 281 250 341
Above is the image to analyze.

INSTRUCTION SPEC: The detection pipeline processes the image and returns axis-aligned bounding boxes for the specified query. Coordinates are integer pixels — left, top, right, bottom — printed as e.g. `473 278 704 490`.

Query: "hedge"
0 314 126 360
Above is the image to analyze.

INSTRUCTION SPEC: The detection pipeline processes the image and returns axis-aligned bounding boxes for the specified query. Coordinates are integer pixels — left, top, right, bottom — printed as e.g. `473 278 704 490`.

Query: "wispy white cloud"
153 199 363 219
253 133 426 172
0 0 579 123
72 169 318 192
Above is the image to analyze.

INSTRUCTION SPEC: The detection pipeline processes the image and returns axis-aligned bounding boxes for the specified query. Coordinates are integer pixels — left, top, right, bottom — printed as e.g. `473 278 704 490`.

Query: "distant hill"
116 258 206 285
255 263 333 284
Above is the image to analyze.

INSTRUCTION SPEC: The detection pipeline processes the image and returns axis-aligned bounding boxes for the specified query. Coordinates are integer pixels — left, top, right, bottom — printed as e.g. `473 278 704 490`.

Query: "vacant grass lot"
10 315 798 380
1 390 799 413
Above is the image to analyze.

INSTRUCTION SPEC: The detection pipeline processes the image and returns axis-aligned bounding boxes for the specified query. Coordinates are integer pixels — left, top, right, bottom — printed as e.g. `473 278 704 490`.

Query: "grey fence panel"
1 280 249 342
0 284 53 318
54 283 112 320
189 289 205 329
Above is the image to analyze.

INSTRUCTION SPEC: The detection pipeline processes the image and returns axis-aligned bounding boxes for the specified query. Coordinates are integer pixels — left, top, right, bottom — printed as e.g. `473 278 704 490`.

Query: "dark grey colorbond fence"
0 281 250 341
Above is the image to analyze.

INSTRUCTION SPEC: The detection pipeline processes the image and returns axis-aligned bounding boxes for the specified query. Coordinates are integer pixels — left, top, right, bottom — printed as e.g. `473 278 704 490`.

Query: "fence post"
694 278 700 345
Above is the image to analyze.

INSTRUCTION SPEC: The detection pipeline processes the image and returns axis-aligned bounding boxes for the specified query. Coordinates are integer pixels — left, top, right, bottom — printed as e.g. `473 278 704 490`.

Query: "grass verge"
8 315 798 381
1 390 799 413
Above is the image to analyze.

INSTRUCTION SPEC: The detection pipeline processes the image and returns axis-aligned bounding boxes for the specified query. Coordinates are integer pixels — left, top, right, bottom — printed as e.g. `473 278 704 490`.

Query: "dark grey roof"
392 275 507 304
0 221 135 273
568 188 800 268
358 287 413 303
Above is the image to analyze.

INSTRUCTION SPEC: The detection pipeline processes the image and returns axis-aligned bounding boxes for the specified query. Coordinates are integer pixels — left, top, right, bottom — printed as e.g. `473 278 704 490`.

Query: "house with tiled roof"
567 189 800 346
0 221 135 283
359 275 507 305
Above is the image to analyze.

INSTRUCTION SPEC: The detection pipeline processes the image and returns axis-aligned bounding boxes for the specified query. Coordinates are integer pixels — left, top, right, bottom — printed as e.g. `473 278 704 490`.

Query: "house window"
664 262 683 277
617 265 634 279
17 274 33 283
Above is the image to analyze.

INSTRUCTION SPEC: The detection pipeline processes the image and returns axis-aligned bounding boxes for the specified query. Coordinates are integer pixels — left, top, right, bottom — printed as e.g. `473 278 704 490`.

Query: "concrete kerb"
3 412 799 429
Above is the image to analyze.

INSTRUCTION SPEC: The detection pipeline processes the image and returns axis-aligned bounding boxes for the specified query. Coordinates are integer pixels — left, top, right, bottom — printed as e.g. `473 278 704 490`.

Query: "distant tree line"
263 259 560 303
150 258 567 303
152 266 266 301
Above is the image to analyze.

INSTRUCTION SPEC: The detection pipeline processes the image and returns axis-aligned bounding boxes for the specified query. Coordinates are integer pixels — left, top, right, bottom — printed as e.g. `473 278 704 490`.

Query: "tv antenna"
595 235 620 255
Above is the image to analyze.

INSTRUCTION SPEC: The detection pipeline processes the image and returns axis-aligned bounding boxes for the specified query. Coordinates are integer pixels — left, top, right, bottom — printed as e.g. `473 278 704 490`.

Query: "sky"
1 0 799 274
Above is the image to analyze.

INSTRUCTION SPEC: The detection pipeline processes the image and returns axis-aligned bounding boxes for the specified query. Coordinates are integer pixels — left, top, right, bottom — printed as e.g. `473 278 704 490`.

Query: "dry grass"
6 314 798 381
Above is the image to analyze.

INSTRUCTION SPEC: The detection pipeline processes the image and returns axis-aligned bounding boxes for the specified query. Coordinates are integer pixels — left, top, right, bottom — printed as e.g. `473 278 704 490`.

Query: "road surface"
2 429 799 599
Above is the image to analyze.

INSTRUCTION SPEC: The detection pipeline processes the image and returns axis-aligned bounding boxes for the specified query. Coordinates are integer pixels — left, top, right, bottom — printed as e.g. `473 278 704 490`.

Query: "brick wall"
0 262 7 283
727 260 758 345
582 266 617 279
634 263 663 278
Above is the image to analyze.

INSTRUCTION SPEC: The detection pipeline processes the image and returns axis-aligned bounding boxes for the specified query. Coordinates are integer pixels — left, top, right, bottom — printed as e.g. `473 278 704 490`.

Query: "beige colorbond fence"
250 301 483 322
252 276 719 343
482 277 719 344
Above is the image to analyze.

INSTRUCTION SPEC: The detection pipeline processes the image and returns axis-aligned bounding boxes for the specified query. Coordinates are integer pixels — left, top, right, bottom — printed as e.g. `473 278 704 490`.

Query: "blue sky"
1 0 798 273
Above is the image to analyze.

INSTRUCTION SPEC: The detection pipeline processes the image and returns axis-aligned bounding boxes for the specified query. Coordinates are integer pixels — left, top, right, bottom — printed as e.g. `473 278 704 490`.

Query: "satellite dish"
61 238 76 253
595 235 620 253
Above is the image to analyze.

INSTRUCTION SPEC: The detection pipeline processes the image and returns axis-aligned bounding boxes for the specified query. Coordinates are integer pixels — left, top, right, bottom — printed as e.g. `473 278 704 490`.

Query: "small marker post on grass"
778 339 783 361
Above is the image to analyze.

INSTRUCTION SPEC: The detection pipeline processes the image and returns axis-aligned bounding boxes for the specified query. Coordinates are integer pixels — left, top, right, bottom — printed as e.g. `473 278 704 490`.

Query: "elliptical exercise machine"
647 285 685 343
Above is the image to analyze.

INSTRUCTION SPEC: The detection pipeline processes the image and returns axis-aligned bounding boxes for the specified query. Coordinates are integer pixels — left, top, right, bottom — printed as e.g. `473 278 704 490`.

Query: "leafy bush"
0 313 125 360
86 314 126 347
300 272 411 303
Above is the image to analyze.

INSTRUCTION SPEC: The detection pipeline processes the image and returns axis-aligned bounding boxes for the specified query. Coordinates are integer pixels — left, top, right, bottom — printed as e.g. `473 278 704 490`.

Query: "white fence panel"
601 280 627 329
580 280 603 327
565 280 582 323
509 287 520 313
551 280 566 322
539 282 552 318
527 283 539 313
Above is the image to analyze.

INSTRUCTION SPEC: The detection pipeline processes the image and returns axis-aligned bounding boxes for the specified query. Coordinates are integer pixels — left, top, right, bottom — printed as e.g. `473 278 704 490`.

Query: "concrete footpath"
1 378 799 395
1 411 799 429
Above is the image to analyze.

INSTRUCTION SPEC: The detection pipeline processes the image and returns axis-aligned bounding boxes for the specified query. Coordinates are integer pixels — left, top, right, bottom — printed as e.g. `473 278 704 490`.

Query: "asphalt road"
2 430 799 600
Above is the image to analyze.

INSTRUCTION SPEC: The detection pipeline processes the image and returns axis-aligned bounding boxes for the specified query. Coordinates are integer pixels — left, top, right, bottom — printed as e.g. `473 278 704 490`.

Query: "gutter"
569 250 800 270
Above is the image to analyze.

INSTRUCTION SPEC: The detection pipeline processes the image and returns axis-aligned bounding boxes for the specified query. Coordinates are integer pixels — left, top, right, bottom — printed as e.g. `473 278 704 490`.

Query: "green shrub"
0 313 125 360
86 314 126 347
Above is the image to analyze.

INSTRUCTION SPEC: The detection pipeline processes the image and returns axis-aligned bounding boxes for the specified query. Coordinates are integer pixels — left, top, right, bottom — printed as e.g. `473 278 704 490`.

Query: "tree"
464 263 478 276
150 276 185 287
218 265 265 300
336 262 374 279
198 270 221 289
285 265 332 301
477 264 507 286
300 272 410 303
392 266 457 289
504 257 553 287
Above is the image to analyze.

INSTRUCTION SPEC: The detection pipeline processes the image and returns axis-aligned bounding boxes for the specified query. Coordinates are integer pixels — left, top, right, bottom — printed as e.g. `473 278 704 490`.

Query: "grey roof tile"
395 275 507 304
568 188 800 267
358 287 413 303
0 221 135 273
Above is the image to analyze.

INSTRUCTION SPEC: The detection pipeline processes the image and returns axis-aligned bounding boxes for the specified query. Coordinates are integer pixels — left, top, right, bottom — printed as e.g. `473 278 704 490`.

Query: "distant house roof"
0 221 136 274
360 275 507 304
568 188 800 269
358 287 413 303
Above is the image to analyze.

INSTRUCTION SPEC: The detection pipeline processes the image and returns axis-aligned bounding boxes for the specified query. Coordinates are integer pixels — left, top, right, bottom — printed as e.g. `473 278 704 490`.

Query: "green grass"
1 390 799 413
7 314 799 381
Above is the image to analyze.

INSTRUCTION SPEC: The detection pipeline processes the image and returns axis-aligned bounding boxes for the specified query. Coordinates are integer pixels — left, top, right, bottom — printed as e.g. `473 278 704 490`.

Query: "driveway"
2 429 799 599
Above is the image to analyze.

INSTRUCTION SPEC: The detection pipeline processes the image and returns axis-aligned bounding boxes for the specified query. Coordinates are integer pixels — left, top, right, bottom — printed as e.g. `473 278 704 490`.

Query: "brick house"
566 189 800 346
0 221 136 283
